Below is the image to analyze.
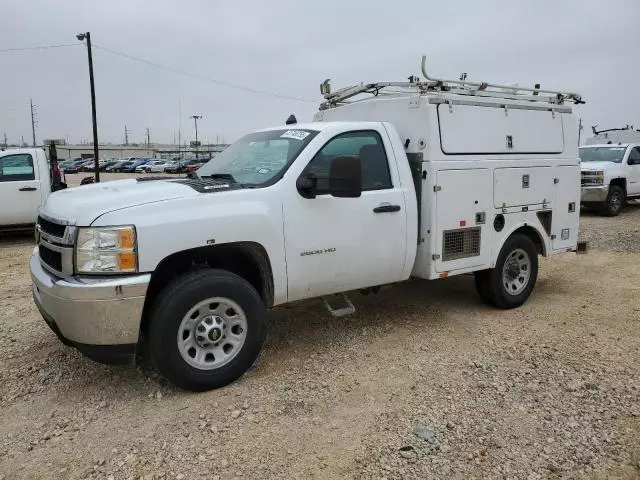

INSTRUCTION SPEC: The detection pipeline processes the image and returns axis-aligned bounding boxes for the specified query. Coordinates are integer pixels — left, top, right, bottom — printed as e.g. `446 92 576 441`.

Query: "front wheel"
604 185 624 216
147 269 266 391
476 234 538 309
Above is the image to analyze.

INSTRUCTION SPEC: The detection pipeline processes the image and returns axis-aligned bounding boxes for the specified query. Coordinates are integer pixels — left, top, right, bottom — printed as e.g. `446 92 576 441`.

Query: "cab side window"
302 130 392 195
0 154 35 182
628 147 640 165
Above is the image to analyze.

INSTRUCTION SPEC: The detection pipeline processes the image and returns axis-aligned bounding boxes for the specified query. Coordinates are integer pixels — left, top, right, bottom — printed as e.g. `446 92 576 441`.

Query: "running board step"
323 294 356 317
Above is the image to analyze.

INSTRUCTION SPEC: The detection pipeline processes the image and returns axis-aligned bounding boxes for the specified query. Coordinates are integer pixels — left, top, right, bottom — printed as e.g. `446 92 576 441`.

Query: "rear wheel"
147 269 266 391
476 234 538 309
604 185 624 216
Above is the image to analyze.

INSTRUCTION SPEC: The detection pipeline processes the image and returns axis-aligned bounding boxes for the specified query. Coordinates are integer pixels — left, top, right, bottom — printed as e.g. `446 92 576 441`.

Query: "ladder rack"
319 55 584 110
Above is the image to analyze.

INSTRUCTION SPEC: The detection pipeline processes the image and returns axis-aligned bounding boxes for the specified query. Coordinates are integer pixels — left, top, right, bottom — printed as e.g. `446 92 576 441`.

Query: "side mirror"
296 172 317 199
329 155 361 198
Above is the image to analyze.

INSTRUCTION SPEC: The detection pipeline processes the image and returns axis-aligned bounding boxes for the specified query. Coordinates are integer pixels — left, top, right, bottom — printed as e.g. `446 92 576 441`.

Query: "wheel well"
139 242 274 339
610 178 626 195
512 225 545 255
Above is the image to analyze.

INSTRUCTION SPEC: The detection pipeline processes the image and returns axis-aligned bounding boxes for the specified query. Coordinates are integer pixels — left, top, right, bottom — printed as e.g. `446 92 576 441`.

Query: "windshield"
197 128 319 185
579 146 627 163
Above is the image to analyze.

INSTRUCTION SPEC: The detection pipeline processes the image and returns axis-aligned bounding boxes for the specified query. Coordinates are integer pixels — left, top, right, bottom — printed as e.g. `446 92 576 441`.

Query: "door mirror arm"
296 172 317 199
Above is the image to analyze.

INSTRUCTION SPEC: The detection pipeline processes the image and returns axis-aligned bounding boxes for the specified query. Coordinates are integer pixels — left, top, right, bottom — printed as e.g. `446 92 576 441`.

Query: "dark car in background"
60 158 86 174
164 159 189 173
78 159 97 172
120 158 152 173
184 159 207 174
99 161 119 172
107 161 131 172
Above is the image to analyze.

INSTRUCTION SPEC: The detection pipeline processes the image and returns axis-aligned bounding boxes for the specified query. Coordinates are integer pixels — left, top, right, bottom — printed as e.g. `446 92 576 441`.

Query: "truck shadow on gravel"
20 266 570 403
23 275 490 399
0 231 35 246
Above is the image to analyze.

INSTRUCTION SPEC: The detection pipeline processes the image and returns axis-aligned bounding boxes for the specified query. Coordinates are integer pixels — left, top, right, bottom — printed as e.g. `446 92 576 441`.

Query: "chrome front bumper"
581 185 609 203
30 247 150 346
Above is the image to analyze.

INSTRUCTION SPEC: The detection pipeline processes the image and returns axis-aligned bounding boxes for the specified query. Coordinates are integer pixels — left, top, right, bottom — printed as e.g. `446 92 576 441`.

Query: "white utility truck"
0 145 66 232
579 143 640 215
31 58 583 391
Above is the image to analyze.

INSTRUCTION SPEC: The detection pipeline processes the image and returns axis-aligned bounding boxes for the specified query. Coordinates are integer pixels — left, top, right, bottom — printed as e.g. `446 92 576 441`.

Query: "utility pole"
145 127 150 151
178 101 182 160
578 118 583 146
2 133 7 147
124 125 130 146
191 115 202 159
30 98 38 147
76 31 100 182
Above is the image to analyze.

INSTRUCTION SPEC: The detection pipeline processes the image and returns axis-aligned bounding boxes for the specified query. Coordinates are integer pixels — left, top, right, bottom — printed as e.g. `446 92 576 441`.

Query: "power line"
92 43 317 104
0 43 80 53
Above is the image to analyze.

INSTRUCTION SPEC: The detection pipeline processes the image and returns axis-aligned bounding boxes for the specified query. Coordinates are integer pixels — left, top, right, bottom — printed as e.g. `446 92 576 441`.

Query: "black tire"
604 185 624 216
147 269 266 391
485 233 538 309
474 270 494 306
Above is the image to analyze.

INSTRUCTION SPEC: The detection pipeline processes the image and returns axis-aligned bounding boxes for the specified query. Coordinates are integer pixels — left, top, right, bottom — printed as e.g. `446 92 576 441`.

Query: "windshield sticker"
281 130 310 141
258 168 270 174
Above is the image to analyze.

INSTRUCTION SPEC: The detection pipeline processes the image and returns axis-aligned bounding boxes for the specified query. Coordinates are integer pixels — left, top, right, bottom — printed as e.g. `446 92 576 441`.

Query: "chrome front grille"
39 244 62 272
36 216 75 277
37 216 66 238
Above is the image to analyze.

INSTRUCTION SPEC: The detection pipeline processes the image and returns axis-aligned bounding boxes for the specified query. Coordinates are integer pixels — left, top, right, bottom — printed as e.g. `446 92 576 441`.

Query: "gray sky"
1 0 638 146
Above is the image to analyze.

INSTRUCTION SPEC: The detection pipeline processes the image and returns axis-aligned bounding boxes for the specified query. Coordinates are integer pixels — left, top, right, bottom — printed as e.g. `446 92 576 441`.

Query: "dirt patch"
1 209 639 479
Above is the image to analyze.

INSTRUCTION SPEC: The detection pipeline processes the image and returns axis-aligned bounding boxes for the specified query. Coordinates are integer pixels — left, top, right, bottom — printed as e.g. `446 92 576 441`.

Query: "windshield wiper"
200 173 237 183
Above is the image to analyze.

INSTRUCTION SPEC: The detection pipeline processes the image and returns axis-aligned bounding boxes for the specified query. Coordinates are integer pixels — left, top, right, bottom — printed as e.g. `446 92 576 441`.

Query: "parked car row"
59 157 210 175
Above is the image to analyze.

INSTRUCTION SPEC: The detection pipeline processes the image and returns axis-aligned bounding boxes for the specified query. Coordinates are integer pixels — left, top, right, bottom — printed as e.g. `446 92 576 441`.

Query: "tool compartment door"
435 169 492 272
552 165 580 250
493 167 554 208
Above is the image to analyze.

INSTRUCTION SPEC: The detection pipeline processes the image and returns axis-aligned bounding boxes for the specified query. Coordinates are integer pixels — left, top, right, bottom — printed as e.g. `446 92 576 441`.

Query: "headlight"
75 226 137 274
594 171 604 185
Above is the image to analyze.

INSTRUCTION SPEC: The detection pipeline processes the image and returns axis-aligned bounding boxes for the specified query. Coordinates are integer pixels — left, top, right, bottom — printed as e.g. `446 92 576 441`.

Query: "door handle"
373 204 401 213
19 186 37 192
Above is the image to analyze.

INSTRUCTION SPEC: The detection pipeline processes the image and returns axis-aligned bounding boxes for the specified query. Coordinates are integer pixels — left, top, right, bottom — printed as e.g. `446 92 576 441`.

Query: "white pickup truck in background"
579 143 640 216
0 146 66 232
30 59 583 391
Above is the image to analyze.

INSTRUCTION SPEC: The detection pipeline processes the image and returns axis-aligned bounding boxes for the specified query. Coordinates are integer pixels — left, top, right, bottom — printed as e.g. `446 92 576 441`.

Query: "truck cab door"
626 147 640 196
0 152 42 226
282 128 407 302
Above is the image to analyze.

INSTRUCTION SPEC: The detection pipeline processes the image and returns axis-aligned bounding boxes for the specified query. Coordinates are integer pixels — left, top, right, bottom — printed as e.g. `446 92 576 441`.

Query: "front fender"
93 188 288 304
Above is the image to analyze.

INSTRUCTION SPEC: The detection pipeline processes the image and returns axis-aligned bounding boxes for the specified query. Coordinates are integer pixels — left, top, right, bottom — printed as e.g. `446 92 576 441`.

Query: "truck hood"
41 178 200 225
580 161 620 172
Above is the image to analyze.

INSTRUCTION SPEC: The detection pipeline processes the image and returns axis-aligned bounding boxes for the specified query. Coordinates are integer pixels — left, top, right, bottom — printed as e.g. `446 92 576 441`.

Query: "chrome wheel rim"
502 248 531 296
177 297 248 370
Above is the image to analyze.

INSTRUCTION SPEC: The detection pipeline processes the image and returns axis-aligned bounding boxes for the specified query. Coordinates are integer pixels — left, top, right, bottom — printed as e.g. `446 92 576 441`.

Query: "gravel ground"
1 204 639 479
579 201 640 253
